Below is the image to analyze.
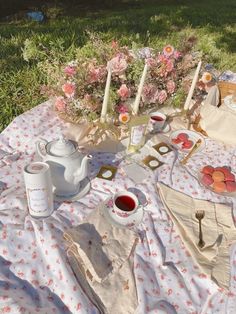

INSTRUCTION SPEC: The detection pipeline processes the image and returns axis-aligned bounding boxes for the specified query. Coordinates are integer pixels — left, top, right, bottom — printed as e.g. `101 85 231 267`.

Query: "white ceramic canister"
23 162 54 218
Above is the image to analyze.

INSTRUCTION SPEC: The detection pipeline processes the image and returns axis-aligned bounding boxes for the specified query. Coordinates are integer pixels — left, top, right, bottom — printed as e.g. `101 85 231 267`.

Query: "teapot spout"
73 154 92 184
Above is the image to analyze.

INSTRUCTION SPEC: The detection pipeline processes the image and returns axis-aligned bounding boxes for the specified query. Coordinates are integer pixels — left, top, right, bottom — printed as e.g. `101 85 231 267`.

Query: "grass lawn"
0 0 236 132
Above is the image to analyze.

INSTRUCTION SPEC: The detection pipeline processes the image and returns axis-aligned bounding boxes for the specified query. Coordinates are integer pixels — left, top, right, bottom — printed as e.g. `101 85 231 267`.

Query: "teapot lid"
49 136 76 156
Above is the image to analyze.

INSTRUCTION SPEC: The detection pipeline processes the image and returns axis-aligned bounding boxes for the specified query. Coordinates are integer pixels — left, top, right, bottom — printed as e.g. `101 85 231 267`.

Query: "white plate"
198 172 236 197
54 177 91 202
102 197 144 228
224 95 236 111
169 129 205 153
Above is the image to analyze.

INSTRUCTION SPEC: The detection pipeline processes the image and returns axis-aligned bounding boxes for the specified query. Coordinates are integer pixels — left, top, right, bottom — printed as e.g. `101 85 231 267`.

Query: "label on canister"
27 188 50 214
24 162 53 218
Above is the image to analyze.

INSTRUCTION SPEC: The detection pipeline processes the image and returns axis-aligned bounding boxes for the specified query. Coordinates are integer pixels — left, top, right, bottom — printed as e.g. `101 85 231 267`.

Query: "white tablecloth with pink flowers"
1 100 236 314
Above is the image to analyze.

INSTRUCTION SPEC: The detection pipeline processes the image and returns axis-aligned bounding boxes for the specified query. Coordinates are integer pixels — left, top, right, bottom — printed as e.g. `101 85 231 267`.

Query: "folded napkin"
199 85 236 145
64 204 139 314
158 183 236 289
64 122 127 153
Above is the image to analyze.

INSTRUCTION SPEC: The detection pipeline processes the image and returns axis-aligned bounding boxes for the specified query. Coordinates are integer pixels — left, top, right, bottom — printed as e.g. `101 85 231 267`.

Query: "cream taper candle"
100 65 112 123
184 60 202 111
133 63 148 115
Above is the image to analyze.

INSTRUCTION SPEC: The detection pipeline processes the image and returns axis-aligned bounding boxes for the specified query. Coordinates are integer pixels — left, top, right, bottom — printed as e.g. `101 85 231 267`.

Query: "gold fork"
195 210 205 248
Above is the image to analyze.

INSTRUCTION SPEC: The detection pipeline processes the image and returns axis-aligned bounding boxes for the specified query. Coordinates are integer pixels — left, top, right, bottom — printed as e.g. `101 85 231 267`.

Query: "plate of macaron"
170 129 205 153
199 165 236 196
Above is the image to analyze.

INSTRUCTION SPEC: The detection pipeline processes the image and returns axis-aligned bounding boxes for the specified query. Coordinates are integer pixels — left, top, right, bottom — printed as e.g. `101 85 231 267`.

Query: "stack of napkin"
158 183 236 289
64 204 139 314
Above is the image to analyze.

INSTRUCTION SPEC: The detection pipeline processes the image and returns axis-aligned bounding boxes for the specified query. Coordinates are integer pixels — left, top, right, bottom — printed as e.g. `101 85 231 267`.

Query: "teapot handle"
36 139 48 159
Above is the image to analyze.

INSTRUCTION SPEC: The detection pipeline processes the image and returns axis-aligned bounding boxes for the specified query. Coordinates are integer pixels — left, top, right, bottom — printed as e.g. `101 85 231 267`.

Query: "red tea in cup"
151 116 164 122
149 111 166 132
113 191 139 218
115 195 136 212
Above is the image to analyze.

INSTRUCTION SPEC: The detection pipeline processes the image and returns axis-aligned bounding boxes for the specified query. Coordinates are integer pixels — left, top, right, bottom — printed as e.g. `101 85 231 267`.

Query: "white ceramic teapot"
36 136 92 197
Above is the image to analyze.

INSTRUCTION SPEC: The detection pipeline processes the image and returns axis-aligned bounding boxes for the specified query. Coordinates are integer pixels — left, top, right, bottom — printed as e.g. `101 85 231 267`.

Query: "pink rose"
55 97 67 112
166 59 174 73
108 54 127 75
64 66 76 76
117 103 129 113
158 90 167 104
117 84 131 99
88 66 105 83
146 57 157 68
62 82 76 98
141 84 157 104
167 80 176 94
157 54 168 64
173 50 181 60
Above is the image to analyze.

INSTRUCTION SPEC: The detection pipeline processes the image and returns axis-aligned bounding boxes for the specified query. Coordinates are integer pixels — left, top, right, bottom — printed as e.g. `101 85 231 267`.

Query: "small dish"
102 196 144 228
169 129 205 153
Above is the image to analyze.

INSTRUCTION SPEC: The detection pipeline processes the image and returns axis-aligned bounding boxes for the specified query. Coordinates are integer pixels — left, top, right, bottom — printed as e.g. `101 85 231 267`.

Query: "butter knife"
180 138 202 165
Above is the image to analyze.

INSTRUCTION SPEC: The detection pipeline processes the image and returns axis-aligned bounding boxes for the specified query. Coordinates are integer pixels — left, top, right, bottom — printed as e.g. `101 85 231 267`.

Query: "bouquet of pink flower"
47 38 198 124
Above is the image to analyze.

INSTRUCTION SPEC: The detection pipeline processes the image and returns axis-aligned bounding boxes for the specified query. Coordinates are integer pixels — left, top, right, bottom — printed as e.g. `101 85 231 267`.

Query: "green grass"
0 0 236 131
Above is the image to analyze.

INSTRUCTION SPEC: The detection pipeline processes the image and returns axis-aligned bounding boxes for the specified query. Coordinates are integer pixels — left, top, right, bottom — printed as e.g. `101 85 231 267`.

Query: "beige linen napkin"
158 183 236 289
199 85 236 145
64 205 139 314
64 122 127 153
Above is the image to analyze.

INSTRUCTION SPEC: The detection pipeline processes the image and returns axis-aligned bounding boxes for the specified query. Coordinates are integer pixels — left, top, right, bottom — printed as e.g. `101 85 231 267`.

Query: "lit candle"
184 60 202 111
133 63 148 115
100 65 112 123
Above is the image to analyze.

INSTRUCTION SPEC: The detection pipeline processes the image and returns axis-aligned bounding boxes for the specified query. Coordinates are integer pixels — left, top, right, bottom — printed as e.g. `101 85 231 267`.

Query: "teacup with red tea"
149 111 167 132
113 191 139 218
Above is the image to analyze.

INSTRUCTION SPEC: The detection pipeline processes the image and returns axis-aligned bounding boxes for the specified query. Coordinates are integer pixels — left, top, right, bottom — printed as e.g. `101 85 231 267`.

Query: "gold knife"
180 139 202 165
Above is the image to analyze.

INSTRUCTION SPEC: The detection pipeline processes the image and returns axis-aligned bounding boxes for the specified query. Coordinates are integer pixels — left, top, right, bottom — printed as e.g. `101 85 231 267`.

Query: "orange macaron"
213 181 226 193
212 170 225 182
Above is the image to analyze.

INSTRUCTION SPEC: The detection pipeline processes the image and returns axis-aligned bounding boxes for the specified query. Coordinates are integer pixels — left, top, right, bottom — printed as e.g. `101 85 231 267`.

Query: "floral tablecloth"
1 100 236 314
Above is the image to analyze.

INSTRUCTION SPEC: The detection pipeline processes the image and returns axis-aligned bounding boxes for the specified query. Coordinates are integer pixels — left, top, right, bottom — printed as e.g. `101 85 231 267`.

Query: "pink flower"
157 54 168 64
146 57 157 68
119 112 130 124
163 45 174 57
173 50 181 60
158 90 168 104
64 66 76 76
88 66 105 83
167 80 176 94
55 97 67 112
117 104 129 113
62 82 76 98
108 54 127 75
166 59 174 73
117 84 131 99
141 84 157 104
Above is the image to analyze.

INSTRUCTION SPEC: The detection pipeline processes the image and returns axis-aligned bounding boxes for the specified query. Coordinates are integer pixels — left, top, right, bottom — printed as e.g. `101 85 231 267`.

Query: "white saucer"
102 197 144 228
54 177 91 202
150 123 170 134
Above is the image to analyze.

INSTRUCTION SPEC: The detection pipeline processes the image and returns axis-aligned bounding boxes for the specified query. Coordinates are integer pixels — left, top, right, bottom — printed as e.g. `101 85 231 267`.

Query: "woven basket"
192 81 236 135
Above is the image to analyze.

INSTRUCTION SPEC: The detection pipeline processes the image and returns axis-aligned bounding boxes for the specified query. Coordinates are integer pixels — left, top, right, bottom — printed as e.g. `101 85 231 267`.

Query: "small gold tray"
142 155 164 170
96 165 118 181
152 142 172 155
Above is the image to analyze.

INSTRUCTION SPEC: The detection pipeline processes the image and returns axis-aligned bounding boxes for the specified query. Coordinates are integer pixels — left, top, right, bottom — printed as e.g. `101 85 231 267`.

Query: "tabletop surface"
1 100 236 314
